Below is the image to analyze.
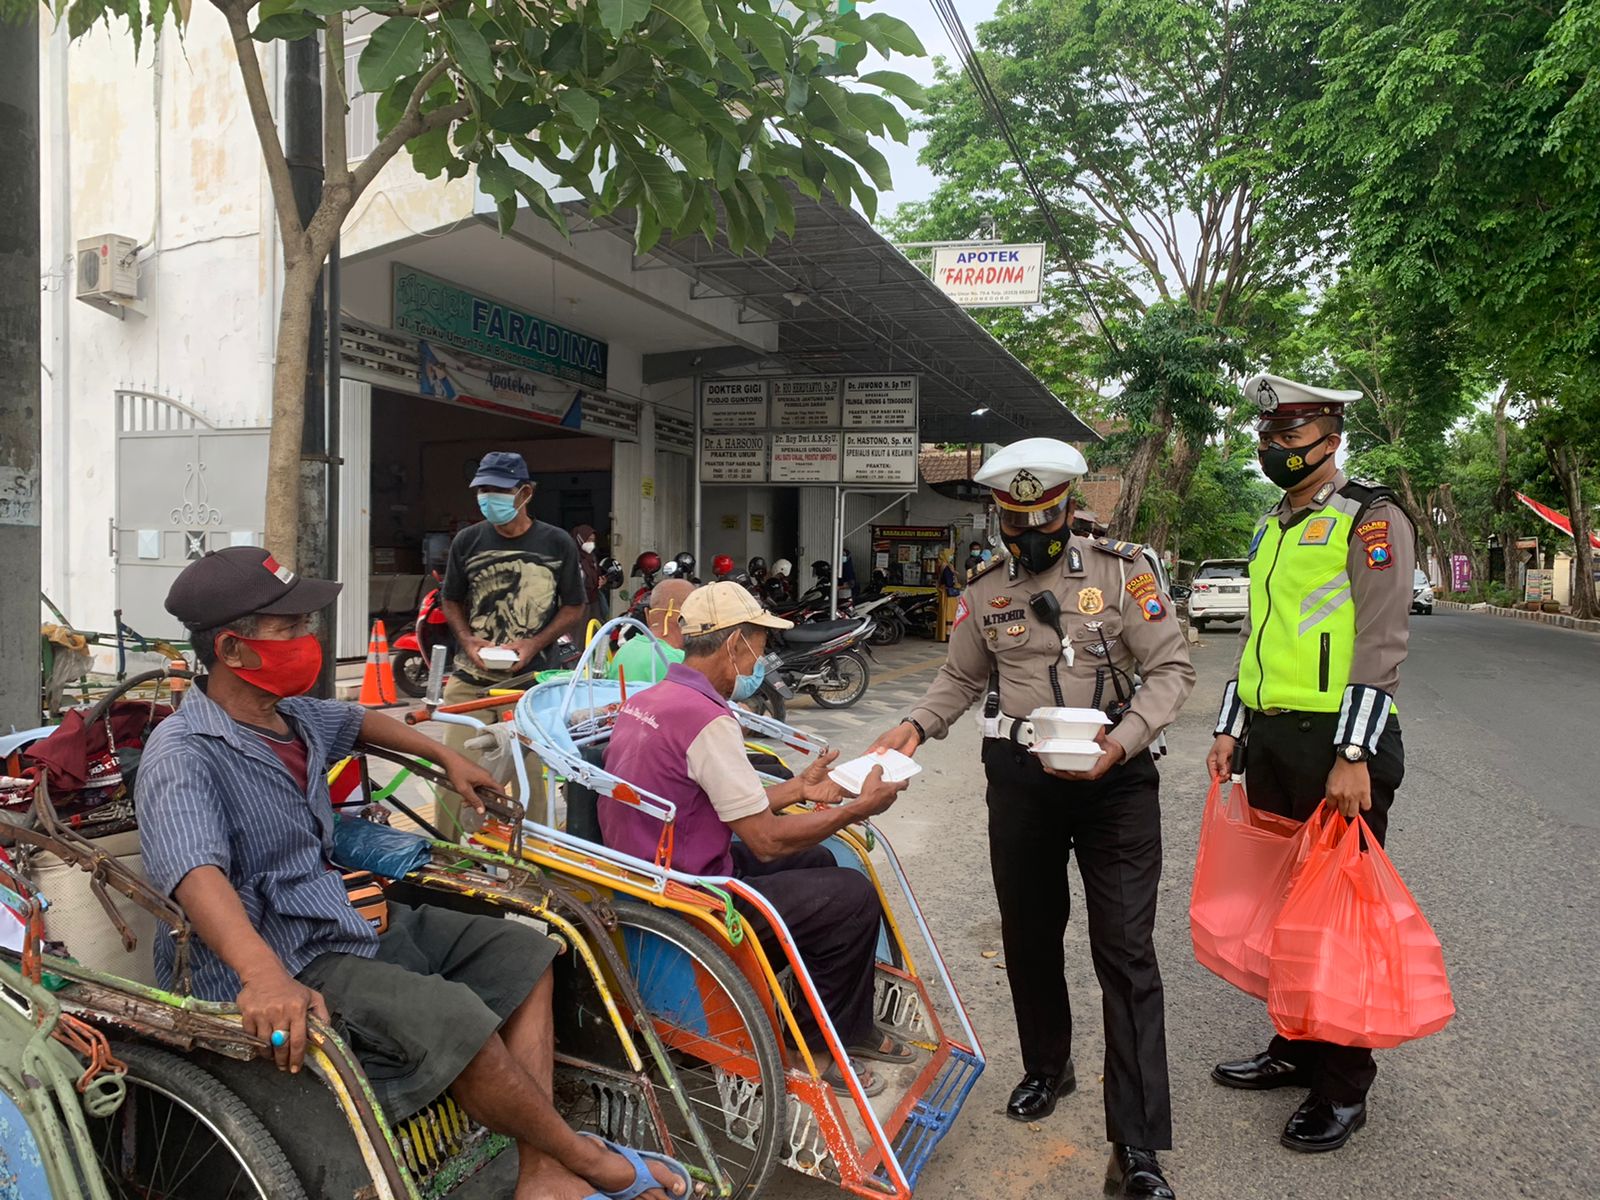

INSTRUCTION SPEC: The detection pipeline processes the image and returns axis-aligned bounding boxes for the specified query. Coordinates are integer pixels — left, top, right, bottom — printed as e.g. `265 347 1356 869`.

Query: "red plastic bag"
1189 780 1316 999
1267 813 1454 1048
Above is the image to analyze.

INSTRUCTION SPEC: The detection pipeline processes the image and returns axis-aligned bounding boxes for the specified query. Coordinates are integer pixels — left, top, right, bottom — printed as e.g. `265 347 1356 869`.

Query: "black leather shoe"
1280 1094 1367 1153
1104 1145 1176 1198
1210 1052 1309 1091
1005 1063 1076 1121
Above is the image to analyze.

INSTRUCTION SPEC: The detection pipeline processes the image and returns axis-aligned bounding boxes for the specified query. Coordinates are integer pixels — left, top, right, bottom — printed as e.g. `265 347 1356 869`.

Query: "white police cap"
973 437 1089 527
1244 373 1362 433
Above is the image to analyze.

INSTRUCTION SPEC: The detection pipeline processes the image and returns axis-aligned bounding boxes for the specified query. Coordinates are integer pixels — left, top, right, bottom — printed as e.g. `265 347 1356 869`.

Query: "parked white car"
1188 558 1250 631
1412 568 1435 615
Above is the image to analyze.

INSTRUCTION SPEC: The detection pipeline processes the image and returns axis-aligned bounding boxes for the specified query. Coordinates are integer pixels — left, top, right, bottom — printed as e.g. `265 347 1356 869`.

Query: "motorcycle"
392 574 454 699
896 590 939 639
850 590 905 646
769 617 875 710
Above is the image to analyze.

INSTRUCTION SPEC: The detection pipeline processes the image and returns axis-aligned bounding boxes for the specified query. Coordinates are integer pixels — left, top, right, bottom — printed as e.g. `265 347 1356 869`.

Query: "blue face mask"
730 637 769 701
477 490 525 526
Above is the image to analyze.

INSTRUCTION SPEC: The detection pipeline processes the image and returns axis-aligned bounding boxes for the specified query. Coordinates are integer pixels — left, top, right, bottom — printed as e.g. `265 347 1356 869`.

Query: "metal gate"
114 390 270 638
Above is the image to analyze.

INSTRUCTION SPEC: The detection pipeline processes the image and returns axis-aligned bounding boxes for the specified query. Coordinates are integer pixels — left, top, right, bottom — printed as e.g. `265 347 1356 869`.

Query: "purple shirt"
601 664 768 875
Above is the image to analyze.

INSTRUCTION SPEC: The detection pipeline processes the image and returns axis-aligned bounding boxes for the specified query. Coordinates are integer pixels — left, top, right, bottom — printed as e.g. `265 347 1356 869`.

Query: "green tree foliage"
1301 0 1600 613
13 0 923 560
889 0 1329 542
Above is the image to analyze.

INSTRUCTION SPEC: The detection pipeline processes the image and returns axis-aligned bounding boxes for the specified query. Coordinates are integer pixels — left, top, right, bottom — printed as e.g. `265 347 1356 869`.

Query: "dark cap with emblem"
972 437 1089 528
1245 373 1362 434
165 546 342 630
470 451 532 489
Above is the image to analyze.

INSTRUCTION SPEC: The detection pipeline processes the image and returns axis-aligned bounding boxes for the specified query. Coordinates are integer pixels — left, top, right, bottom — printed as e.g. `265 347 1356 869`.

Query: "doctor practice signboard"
393 266 608 390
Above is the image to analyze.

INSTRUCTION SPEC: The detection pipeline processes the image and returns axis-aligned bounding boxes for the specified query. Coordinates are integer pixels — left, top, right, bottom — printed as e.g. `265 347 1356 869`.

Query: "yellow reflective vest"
1237 492 1379 713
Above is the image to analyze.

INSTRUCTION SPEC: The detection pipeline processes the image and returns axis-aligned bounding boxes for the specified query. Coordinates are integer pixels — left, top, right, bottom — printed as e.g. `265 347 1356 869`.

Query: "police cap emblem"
1009 470 1045 503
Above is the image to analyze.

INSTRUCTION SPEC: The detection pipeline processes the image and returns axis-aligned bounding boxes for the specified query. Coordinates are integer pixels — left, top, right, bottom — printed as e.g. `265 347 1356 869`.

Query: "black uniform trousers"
729 843 881 1050
1243 710 1406 1103
983 739 1172 1150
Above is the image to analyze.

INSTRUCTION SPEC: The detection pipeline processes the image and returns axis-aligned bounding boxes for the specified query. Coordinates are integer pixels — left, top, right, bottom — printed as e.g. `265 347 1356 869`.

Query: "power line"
927 0 1120 356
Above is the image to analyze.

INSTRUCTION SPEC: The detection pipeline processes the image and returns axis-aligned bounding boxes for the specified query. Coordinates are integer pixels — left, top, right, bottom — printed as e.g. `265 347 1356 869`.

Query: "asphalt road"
762 610 1600 1200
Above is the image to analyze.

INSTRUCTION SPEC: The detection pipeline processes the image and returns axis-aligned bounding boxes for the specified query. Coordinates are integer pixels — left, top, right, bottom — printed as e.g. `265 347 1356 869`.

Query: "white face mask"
581 541 596 554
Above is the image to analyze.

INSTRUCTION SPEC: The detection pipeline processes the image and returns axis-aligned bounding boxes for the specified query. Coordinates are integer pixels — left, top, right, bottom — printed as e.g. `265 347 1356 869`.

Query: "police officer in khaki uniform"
1206 375 1415 1154
871 438 1194 1200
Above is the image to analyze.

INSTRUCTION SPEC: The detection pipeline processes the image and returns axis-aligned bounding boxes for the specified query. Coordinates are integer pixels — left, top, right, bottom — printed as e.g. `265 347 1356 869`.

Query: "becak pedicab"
408 616 987 1199
0 666 733 1200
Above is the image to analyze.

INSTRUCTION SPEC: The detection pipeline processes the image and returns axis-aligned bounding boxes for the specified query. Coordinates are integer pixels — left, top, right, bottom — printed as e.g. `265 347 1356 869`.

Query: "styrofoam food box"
1029 706 1111 742
478 646 519 666
1031 738 1105 771
829 749 922 794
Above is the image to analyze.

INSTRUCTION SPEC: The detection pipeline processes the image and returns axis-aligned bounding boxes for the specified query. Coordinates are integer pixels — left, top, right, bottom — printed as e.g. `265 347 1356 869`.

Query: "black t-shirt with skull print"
442 519 586 687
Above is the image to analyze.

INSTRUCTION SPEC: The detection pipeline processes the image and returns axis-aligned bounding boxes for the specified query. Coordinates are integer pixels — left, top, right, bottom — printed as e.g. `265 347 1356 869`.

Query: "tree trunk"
1492 391 1519 590
1144 434 1201 556
1397 470 1447 583
1108 406 1173 539
1553 445 1597 619
1435 485 1485 584
263 259 319 565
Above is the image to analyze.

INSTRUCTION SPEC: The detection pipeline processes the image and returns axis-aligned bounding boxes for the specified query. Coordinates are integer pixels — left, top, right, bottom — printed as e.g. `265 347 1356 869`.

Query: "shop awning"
578 191 1097 445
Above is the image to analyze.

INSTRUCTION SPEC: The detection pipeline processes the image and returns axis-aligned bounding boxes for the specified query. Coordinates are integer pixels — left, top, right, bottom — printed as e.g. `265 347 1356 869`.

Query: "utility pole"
284 34 340 696
0 19 42 721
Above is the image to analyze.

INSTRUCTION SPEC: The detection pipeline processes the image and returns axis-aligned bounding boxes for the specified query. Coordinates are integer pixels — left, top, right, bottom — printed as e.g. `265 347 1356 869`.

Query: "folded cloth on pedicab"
332 815 432 880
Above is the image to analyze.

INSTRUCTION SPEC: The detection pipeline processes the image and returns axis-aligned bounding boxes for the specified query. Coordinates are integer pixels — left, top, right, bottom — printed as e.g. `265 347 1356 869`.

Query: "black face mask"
1005 528 1069 575
1259 438 1334 490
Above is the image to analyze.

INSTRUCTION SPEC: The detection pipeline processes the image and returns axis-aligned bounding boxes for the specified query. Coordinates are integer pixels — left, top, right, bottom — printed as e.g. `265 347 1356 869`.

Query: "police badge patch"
1077 587 1104 615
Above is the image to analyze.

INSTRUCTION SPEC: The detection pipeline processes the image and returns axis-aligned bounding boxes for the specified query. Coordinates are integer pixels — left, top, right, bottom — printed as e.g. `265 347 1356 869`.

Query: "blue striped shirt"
135 681 378 1000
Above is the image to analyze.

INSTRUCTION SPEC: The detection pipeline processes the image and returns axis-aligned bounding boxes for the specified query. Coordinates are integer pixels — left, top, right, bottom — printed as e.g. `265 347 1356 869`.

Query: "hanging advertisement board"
931 243 1047 307
701 434 768 482
697 375 921 487
843 432 918 485
770 377 842 427
841 376 918 428
770 432 842 482
700 378 769 428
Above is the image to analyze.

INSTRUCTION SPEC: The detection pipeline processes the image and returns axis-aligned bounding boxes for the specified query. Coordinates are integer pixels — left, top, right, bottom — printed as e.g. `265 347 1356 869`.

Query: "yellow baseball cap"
679 581 794 636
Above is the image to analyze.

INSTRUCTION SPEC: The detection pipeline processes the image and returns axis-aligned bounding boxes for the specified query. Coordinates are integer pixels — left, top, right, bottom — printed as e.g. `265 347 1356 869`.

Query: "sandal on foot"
578 1132 696 1200
847 1031 916 1065
822 1057 888 1098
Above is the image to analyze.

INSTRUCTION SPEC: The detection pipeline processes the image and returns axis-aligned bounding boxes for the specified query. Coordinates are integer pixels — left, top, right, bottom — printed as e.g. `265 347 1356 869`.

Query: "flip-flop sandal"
848 1031 916 1065
822 1057 888 1098
578 1133 696 1200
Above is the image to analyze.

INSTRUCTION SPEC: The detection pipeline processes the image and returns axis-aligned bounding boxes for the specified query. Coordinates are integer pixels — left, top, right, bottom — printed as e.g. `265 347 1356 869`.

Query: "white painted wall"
41 14 275 633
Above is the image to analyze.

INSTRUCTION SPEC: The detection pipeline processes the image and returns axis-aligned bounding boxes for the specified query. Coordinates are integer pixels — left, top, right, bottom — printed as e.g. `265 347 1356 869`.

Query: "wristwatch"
903 717 927 746
1337 743 1369 763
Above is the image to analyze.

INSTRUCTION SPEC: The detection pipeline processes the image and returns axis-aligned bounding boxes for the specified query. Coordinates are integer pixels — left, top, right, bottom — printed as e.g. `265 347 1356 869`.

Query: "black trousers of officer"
1243 710 1406 1103
983 738 1172 1150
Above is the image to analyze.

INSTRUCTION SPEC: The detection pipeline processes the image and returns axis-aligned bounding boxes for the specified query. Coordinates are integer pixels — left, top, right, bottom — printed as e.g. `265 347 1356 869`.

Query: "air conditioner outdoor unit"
76 234 141 308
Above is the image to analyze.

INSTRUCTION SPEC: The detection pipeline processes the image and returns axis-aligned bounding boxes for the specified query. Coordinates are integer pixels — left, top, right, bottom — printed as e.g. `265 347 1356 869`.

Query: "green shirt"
608 636 683 685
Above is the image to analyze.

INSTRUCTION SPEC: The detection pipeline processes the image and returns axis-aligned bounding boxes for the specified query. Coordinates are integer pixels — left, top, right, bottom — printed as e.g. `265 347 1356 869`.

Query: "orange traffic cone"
359 620 398 706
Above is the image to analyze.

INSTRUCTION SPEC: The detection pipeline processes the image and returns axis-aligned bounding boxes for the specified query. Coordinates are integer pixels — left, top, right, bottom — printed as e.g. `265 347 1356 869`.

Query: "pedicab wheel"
88 1042 308 1200
604 902 786 1199
807 650 869 709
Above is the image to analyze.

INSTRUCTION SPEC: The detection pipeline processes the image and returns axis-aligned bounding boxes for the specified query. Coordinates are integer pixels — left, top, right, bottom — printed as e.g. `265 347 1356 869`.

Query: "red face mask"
220 632 323 697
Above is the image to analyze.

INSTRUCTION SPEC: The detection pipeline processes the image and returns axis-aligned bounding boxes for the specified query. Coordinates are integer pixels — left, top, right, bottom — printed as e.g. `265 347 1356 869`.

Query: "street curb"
1435 598 1600 635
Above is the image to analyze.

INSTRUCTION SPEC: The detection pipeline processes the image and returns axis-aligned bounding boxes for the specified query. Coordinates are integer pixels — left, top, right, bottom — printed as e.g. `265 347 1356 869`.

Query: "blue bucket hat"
470 451 531 489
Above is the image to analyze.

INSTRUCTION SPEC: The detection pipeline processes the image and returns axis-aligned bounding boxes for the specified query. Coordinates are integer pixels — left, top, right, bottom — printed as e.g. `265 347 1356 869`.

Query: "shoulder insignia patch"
1365 542 1393 570
952 596 971 630
967 554 1004 584
1139 594 1168 621
1092 536 1142 561
1125 572 1158 601
1356 519 1390 546
1068 546 1084 574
